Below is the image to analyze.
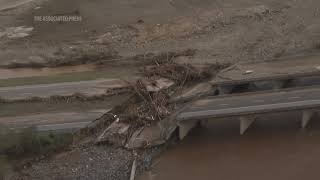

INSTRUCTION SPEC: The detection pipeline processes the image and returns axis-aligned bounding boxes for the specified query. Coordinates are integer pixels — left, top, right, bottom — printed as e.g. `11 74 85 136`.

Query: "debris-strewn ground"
78 60 226 146
5 61 226 180
1 0 320 179
9 141 169 180
1 0 320 67
12 146 133 180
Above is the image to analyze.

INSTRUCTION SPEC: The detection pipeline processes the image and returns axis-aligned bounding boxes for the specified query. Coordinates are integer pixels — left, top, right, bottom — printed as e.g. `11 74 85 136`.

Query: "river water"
139 111 320 180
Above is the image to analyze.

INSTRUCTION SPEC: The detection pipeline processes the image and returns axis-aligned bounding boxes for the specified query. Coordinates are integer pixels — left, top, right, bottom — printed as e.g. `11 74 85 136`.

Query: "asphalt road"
0 79 127 100
0 109 110 132
178 87 320 120
211 53 320 86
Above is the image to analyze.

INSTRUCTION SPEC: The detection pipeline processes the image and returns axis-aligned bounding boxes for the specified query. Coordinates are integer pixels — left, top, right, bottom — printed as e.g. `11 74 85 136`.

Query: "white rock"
243 70 254 75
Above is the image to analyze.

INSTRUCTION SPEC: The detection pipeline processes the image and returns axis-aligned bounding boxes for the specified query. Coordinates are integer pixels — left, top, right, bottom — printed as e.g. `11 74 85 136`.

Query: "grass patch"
0 129 72 158
0 128 73 178
0 94 129 117
0 67 138 87
0 156 10 180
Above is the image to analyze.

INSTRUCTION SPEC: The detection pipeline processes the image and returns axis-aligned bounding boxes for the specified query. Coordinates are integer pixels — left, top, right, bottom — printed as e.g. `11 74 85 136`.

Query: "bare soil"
1 0 320 67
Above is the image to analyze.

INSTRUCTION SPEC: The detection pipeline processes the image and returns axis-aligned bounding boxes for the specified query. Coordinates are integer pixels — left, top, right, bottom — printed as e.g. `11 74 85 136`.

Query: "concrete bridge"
176 86 320 139
211 53 320 94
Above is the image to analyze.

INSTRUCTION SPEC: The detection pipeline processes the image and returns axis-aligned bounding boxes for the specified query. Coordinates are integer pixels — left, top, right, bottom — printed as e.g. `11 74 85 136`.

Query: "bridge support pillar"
302 110 315 128
200 120 209 127
218 85 234 95
240 116 256 135
178 121 198 140
272 80 286 89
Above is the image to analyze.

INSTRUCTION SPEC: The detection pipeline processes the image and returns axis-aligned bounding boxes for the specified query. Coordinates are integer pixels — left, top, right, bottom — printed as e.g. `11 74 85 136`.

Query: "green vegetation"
1 129 72 158
0 127 73 178
0 98 117 117
0 67 138 87
0 155 10 180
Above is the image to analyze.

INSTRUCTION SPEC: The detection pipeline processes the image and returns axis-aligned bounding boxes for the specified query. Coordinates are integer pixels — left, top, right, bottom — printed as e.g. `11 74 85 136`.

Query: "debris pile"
87 78 174 148
142 62 210 85
75 60 230 149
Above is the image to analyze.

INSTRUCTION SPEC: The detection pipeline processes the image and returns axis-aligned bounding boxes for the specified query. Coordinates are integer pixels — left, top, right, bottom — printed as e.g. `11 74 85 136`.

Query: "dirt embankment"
1 0 320 68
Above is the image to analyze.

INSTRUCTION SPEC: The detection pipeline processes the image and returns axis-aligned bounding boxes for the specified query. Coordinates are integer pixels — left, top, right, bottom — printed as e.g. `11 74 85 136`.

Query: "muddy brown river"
139 111 320 180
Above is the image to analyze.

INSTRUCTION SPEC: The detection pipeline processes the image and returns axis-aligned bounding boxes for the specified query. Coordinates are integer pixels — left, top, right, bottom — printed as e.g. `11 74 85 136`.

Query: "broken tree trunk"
130 159 137 180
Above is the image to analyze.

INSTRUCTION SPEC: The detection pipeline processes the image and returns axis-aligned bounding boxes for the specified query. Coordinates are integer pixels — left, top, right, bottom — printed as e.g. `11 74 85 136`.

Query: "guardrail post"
240 116 256 135
302 110 315 128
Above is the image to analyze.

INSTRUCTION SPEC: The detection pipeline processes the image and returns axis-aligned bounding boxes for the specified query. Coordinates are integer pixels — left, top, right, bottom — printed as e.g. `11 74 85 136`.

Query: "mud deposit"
0 64 97 79
139 112 320 180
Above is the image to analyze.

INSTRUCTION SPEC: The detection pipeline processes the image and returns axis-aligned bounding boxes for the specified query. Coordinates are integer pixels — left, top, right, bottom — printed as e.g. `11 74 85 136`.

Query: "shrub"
0 127 72 160
0 155 10 180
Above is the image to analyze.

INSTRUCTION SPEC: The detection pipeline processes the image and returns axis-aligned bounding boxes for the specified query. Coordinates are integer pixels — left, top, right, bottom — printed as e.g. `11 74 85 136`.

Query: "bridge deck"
178 87 320 121
210 53 320 86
